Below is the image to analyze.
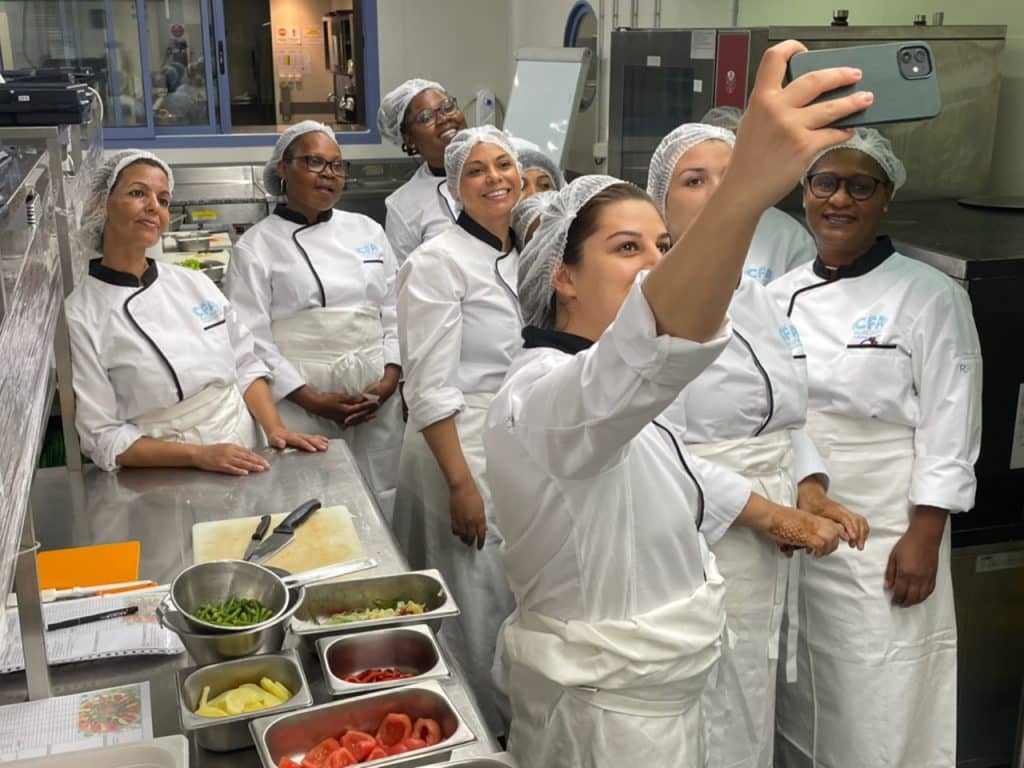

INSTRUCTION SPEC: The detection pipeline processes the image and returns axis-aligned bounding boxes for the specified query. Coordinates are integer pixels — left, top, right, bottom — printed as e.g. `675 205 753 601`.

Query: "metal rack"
0 110 101 700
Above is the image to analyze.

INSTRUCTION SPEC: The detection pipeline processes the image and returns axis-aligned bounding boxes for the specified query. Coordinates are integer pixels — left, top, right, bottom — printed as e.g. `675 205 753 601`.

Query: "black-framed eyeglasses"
806 172 888 201
290 155 350 176
408 97 459 129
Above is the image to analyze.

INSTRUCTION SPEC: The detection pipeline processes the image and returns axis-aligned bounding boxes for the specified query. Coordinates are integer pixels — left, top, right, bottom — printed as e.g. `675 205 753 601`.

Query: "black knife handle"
275 499 321 535
252 515 272 541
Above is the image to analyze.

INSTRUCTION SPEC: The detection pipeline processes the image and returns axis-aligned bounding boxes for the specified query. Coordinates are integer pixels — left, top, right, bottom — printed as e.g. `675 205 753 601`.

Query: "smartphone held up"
786 40 942 127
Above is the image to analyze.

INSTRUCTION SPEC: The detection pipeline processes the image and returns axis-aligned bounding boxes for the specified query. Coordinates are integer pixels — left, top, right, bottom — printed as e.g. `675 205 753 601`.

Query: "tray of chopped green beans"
194 597 275 628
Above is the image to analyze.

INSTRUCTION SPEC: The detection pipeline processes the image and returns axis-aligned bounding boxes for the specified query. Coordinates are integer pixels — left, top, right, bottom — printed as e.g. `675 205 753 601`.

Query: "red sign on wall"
715 32 751 109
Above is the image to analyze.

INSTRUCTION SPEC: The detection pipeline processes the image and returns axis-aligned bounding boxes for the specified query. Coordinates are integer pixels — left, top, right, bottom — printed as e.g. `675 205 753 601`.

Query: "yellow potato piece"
260 678 292 702
200 685 210 710
196 705 229 718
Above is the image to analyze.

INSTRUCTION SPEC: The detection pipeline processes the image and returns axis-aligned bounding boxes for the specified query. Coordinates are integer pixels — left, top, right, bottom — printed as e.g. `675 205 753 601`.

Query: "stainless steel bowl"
318 624 449 697
437 756 518 767
174 233 213 252
178 650 313 752
291 569 459 643
171 559 289 634
158 582 304 665
249 680 475 768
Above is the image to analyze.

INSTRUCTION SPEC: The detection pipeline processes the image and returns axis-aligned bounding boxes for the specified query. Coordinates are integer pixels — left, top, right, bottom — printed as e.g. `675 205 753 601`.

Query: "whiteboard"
503 48 590 169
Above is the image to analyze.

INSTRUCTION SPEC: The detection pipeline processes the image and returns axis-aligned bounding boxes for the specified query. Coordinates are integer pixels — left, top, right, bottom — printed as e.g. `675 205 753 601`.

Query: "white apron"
502 555 726 768
689 430 797 768
392 392 516 737
271 305 402 520
132 382 263 449
776 411 957 768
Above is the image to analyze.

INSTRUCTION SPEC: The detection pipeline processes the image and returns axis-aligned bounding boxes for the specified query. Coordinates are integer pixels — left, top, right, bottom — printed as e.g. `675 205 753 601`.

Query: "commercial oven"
606 24 1006 202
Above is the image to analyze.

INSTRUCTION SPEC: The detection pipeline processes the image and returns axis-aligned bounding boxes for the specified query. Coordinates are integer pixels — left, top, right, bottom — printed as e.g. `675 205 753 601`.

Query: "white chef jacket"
397 213 521 432
744 207 816 285
66 258 270 471
483 276 735 622
663 276 827 484
385 162 459 264
224 205 400 401
769 237 982 512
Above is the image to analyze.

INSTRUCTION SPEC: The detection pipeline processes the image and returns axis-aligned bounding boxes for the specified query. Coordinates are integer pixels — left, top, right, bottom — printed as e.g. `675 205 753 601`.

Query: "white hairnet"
507 136 566 190
376 78 446 146
511 189 556 248
701 106 743 131
262 120 337 197
443 126 522 202
80 150 174 253
805 127 907 193
518 174 624 329
646 123 735 216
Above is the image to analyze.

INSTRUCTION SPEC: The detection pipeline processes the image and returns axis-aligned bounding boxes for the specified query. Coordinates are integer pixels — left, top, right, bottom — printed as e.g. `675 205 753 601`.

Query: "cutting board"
191 505 364 572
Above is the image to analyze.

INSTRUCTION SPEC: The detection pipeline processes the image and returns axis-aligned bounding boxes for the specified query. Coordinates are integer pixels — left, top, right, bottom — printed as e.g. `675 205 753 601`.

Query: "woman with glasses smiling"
769 128 982 768
377 79 468 263
224 121 404 516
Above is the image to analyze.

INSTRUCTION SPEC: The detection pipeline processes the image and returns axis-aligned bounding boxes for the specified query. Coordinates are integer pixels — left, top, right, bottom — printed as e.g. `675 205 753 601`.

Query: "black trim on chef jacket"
458 210 520 312
733 329 774 437
274 204 331 308
437 181 457 222
786 235 896 317
89 258 185 403
521 325 707 533
427 164 446 178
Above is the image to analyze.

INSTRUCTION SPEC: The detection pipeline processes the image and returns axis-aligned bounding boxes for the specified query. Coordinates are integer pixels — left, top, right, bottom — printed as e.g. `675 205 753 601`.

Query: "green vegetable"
193 596 274 627
176 258 203 270
324 599 426 626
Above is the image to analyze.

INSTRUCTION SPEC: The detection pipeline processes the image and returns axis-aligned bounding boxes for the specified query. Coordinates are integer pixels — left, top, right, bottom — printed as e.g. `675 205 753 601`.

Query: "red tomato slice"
385 742 411 757
411 718 442 746
365 746 388 762
340 731 377 762
278 759 303 768
301 738 341 768
324 747 358 768
400 737 427 752
375 713 412 747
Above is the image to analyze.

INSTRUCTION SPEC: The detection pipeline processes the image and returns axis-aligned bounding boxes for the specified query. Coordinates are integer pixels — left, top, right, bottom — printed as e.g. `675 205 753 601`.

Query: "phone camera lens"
901 50 913 64
914 49 926 63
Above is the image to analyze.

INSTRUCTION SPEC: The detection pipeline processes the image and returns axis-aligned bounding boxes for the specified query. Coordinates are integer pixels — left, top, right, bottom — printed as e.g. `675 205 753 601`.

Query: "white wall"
155 0 512 164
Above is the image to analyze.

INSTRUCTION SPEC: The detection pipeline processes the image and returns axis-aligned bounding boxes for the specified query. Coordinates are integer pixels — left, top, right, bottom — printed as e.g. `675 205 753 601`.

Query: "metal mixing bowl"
158 582 305 665
174 233 213 252
170 559 289 635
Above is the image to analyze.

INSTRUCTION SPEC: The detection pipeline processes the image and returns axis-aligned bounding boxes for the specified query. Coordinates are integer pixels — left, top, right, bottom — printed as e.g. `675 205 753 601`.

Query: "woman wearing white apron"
769 128 982 768
67 151 327 475
699 106 816 285
647 123 870 768
224 122 402 517
394 126 524 736
377 79 467 263
483 46 871 767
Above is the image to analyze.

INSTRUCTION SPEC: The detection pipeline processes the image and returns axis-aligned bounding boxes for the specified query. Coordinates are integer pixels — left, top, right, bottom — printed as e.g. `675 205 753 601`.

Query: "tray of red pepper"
317 625 450 697
343 668 416 685
249 680 475 768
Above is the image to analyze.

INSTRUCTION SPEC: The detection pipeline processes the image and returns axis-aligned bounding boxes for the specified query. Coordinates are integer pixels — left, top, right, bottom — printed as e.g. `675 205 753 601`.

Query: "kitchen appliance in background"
603 23 1006 202
323 7 364 126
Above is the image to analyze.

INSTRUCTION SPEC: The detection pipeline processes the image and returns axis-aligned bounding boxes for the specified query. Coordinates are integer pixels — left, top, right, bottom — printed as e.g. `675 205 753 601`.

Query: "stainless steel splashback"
606 25 1006 201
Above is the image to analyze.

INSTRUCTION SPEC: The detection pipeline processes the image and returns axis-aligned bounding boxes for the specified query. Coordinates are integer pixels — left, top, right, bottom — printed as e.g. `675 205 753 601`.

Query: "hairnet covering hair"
376 78 446 146
518 174 623 329
511 189 556 247
80 150 174 253
443 125 522 201
805 126 907 193
262 120 337 196
701 105 743 131
507 135 566 190
646 123 735 216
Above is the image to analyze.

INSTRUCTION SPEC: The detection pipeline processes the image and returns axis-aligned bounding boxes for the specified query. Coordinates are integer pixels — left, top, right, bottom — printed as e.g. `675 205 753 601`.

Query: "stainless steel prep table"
14 440 499 767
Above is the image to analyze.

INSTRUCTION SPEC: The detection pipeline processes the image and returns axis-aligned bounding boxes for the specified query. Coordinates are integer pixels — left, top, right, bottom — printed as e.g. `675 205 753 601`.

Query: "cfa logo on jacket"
191 299 223 325
357 243 381 258
778 323 804 353
851 314 887 343
744 265 773 283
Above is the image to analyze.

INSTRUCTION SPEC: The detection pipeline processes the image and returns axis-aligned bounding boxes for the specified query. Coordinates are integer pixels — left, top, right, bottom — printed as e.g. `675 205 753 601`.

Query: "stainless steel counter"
16 442 498 766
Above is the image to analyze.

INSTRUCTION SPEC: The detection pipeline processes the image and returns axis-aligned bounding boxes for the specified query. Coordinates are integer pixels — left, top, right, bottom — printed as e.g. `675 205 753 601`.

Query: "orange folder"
36 542 141 591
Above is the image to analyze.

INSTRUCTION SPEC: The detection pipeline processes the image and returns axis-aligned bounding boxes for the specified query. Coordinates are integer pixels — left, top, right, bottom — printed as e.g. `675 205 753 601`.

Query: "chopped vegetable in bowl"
325 599 426 626
193 596 274 627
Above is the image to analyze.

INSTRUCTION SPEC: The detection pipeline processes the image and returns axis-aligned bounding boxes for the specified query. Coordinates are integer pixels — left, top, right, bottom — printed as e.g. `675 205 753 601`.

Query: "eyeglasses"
289 155 350 176
408 97 460 129
806 172 888 201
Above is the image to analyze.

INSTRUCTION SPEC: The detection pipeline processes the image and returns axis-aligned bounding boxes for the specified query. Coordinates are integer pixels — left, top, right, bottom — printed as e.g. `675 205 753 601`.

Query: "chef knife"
248 499 322 564
242 515 272 561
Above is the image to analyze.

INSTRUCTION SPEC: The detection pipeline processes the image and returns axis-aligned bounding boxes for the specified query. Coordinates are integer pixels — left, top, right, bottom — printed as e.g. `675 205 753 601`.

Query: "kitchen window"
0 0 380 146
